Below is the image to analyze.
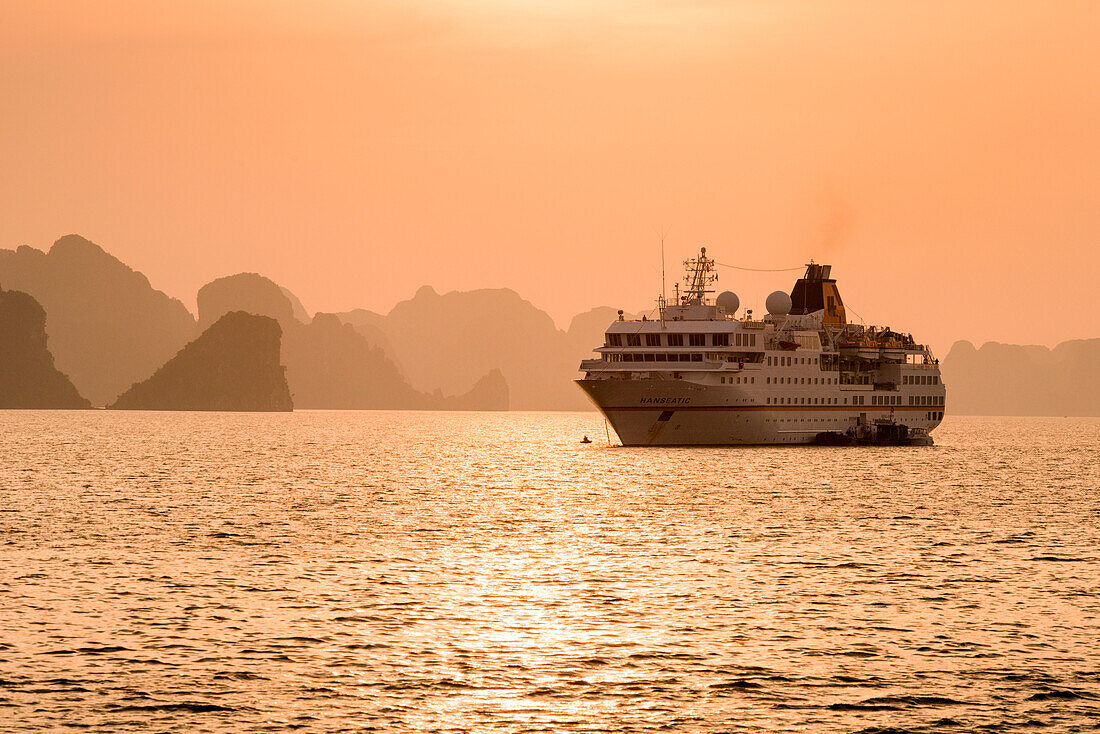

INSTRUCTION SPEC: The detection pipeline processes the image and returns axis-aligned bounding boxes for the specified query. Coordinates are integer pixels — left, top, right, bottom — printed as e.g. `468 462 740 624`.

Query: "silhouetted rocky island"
2 235 641 411
0 235 198 406
48 232 1100 417
0 288 90 409
110 311 293 411
942 339 1100 416
198 273 508 410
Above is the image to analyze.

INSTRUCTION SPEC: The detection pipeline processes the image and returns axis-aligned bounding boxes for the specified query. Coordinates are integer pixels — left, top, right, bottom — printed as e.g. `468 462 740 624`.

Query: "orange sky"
3 1 1098 356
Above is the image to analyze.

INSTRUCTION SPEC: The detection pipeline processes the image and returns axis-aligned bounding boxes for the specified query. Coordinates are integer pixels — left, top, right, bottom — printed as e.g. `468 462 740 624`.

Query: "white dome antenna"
716 291 739 315
766 291 792 316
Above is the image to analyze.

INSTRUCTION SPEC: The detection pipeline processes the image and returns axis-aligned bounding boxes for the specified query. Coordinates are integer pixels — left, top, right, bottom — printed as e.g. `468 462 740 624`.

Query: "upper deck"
582 252 938 374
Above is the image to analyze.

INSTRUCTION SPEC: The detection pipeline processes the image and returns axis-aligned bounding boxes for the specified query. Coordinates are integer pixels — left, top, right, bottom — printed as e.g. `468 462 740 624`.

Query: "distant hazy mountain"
334 308 401 370
942 339 1100 416
281 313 408 408
437 368 509 411
280 286 310 323
198 273 300 331
198 275 506 410
0 288 90 409
111 311 293 411
384 286 570 409
337 287 638 410
0 235 197 405
282 313 506 409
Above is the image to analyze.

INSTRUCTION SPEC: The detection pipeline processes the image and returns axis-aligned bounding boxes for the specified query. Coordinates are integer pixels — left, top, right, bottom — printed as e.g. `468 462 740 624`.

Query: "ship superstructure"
576 248 945 445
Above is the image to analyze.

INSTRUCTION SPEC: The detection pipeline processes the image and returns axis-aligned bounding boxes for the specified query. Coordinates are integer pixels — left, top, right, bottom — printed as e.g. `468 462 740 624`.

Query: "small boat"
907 427 934 446
581 435 592 444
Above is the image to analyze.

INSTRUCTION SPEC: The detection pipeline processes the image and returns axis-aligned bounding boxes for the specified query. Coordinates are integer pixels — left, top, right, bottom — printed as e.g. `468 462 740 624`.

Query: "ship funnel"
789 263 846 326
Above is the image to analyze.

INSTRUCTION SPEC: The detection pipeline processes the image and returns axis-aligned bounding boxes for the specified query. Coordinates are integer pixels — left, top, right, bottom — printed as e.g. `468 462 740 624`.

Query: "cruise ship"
576 249 945 445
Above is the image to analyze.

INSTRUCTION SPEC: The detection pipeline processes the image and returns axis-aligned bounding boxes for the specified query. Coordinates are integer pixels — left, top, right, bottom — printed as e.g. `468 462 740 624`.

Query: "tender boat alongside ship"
576 249 945 446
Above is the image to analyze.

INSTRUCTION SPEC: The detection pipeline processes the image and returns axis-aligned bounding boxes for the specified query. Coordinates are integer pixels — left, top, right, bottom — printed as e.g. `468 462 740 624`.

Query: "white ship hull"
577 378 944 446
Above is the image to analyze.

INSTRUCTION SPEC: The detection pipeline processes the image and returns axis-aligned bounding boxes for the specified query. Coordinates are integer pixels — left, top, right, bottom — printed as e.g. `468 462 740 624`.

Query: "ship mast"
681 247 717 305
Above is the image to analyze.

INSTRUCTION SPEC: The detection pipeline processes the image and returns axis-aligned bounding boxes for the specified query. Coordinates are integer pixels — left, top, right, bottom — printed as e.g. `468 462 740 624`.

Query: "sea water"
1 411 1098 732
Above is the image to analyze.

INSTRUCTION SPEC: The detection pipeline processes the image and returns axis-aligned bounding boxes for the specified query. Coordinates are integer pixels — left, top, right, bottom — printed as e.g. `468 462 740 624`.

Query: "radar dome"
766 291 792 316
716 291 739 314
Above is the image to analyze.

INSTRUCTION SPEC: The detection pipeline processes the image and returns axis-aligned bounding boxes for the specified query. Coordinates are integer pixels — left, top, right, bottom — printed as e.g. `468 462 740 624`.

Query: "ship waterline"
577 250 945 446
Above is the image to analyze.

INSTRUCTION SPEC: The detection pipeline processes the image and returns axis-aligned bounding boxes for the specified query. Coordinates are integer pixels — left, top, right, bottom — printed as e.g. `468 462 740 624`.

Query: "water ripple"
0 412 1097 732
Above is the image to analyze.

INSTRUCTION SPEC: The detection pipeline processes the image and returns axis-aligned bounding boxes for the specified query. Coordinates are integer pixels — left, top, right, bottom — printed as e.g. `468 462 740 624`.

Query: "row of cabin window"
927 411 944 420
759 395 938 408
604 353 756 363
767 355 818 367
904 374 940 385
910 395 944 406
767 396 841 405
608 332 757 348
605 353 704 362
766 376 837 385
720 376 755 384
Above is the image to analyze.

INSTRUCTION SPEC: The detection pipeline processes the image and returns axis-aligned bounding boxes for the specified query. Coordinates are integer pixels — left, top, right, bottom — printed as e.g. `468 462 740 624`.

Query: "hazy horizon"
4 1 1099 357
5 233 1096 363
